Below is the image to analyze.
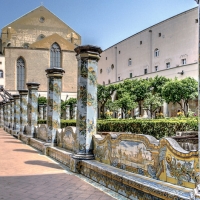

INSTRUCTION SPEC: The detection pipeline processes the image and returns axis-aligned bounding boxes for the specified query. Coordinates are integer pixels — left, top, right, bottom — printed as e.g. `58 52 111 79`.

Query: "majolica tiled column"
10 98 14 130
66 105 70 120
0 102 3 126
45 68 65 144
13 95 20 134
73 45 102 160
43 104 47 120
7 101 11 129
19 90 28 134
73 104 77 120
39 104 44 120
26 83 40 137
3 101 6 127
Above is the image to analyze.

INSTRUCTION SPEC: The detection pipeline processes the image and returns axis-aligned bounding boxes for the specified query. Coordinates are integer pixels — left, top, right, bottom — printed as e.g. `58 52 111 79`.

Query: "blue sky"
0 0 197 50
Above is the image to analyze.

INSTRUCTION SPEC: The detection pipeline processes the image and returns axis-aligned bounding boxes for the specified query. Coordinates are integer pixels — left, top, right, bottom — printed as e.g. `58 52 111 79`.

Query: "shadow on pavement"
4 141 21 144
24 160 63 169
13 149 38 154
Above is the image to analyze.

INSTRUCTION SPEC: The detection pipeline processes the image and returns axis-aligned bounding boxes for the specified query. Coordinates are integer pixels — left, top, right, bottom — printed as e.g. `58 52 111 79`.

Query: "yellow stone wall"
5 47 77 92
1 6 81 51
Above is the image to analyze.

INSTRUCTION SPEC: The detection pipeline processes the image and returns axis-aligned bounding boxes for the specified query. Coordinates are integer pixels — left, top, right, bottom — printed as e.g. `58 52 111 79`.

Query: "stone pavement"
0 129 125 200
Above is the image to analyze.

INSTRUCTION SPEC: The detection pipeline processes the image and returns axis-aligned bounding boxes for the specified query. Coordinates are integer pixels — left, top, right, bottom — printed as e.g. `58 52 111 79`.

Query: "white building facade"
98 7 198 117
98 7 198 85
0 55 5 88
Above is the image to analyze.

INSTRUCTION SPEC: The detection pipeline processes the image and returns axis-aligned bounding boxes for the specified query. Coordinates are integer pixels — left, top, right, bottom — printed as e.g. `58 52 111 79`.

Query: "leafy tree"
149 76 170 95
97 84 117 118
113 92 137 118
105 99 118 113
143 93 164 118
130 79 150 115
38 96 47 105
162 77 198 116
61 97 77 118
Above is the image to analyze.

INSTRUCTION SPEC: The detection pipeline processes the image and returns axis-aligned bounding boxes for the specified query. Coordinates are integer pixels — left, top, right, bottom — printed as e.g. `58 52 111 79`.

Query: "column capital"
13 94 20 99
45 68 65 78
74 45 102 60
9 98 15 102
18 89 28 95
26 82 40 89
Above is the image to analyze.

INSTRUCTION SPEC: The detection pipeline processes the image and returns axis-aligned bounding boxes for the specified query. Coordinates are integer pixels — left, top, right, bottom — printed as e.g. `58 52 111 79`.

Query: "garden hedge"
38 118 197 139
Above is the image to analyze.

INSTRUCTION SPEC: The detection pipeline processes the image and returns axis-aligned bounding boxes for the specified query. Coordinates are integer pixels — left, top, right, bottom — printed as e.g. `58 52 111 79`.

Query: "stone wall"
4 48 77 93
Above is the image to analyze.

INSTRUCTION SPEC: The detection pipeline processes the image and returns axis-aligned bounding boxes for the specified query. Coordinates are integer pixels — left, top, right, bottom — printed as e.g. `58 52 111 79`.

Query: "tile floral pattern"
39 104 44 120
93 134 200 189
10 101 14 129
27 84 40 136
46 69 64 144
0 104 3 126
13 96 20 131
75 59 98 155
43 105 47 120
3 103 6 127
19 92 28 133
7 103 10 128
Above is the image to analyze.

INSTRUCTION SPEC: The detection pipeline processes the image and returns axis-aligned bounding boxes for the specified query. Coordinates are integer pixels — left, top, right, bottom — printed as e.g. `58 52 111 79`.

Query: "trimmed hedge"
38 119 76 128
38 118 197 139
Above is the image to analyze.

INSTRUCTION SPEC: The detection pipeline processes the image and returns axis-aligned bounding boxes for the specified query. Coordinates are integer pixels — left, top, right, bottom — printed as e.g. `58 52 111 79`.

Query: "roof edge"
103 6 198 51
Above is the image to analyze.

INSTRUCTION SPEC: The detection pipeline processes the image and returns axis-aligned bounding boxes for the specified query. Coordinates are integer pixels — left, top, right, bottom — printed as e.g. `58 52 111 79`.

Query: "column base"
12 129 20 137
72 153 94 160
70 156 82 173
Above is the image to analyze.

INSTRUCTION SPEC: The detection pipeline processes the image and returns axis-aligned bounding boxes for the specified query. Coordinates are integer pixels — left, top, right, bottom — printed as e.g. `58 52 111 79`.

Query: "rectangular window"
159 33 161 37
182 59 186 65
155 66 158 72
106 57 107 60
119 51 121 54
140 41 142 45
130 73 132 78
196 19 198 23
128 59 132 66
166 62 170 69
118 77 120 81
144 69 147 74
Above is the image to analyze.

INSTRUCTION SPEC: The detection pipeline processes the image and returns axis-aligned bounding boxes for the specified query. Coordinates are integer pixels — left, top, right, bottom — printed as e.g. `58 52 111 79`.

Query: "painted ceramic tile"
20 95 28 132
47 76 62 143
166 155 195 185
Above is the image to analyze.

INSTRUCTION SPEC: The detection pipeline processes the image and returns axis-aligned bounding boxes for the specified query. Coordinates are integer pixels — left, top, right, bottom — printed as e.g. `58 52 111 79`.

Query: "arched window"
17 57 25 90
0 70 3 78
154 48 159 57
50 43 61 68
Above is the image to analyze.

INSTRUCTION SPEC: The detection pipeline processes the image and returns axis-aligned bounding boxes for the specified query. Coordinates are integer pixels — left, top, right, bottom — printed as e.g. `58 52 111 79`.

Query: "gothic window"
50 43 61 68
17 57 25 90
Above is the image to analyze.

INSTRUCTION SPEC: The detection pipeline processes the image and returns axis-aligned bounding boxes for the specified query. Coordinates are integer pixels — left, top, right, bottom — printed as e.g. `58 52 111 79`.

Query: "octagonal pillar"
45 68 65 144
72 45 102 160
26 83 40 137
19 90 28 134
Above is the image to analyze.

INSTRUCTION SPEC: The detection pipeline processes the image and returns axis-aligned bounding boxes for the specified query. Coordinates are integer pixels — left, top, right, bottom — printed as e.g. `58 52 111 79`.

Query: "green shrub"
97 118 198 139
38 118 197 139
38 120 47 124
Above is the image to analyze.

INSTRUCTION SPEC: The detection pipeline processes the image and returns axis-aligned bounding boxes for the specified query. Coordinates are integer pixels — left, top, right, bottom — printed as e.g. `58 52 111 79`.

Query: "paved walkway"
0 129 117 200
